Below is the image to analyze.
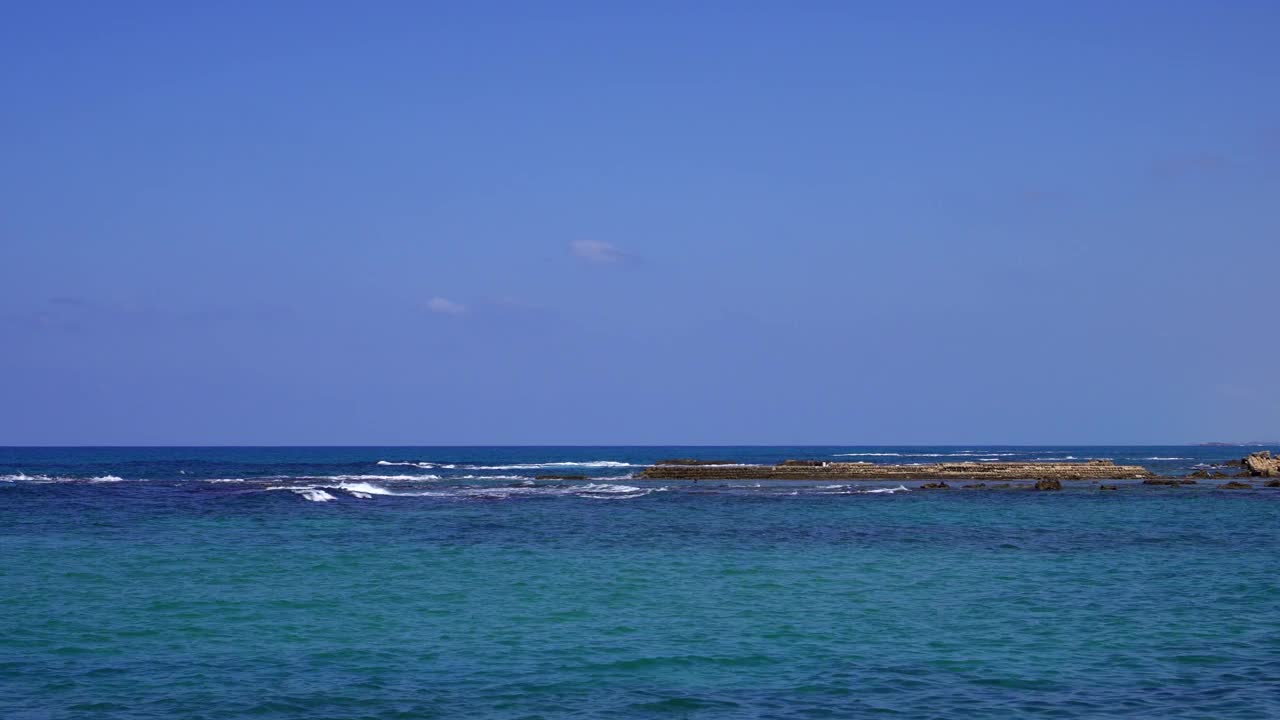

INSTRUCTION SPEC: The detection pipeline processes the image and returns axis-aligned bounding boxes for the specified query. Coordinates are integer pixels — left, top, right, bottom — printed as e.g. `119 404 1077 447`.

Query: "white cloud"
569 239 629 264
425 297 467 315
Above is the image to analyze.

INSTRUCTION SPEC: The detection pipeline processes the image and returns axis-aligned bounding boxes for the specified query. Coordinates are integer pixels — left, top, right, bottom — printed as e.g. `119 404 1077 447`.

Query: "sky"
2 1 1278 445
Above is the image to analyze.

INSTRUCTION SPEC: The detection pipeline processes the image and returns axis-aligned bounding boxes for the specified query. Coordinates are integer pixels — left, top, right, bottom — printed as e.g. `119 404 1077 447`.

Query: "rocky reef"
1241 451 1280 478
639 459 1153 481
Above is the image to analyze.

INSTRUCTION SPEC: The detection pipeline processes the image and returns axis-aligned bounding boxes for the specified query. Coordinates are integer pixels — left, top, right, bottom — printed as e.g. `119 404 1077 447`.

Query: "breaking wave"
815 484 910 495
460 461 639 470
834 452 1023 458
307 474 442 481
375 460 438 468
284 488 336 502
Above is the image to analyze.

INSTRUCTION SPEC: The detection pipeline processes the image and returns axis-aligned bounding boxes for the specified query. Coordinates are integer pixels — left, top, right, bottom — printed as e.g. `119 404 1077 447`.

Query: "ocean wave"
577 483 644 493
375 460 438 468
456 482 655 500
274 487 336 502
305 474 442 481
336 481 397 497
1143 457 1191 461
1 473 72 483
462 461 640 470
815 484 909 494
89 475 126 482
834 452 1023 458
378 459 638 471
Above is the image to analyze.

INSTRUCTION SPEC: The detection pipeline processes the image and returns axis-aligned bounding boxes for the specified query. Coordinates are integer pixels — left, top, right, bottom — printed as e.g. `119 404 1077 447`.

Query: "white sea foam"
292 488 336 502
464 461 639 470
379 460 640 470
1 473 65 483
89 475 126 482
453 482 654 500
1143 457 1190 461
336 481 396 496
332 482 443 498
815 484 909 494
577 483 644 493
834 452 1023 458
376 460 438 468
306 474 442 481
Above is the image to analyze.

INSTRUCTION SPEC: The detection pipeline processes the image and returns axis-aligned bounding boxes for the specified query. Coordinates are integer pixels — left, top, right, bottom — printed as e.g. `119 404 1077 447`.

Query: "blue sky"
2 1 1278 445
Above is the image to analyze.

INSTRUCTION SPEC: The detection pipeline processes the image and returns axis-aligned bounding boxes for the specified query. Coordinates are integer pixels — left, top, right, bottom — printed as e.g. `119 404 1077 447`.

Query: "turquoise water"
3 447 1279 718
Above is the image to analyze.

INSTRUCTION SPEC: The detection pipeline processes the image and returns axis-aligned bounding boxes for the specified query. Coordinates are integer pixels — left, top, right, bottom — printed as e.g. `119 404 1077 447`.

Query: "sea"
2 446 1278 719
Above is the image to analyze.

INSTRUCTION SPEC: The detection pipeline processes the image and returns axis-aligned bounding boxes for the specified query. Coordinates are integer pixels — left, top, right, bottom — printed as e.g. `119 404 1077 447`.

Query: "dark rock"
1264 479 1280 488
961 483 987 489
653 459 736 466
1219 481 1253 490
1187 469 1212 478
1099 485 1118 491
780 460 826 467
1144 478 1196 486
1034 479 1062 491
920 482 950 489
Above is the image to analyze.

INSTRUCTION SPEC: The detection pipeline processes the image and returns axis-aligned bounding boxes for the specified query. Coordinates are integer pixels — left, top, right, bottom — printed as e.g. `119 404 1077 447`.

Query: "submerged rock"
1144 478 1196 486
1219 481 1253 490
920 482 950 490
1034 479 1062 491
1264 479 1280 488
1099 485 1118 491
962 483 988 489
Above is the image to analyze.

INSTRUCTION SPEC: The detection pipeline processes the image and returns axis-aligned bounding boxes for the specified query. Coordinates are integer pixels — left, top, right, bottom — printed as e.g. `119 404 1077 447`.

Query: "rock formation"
1242 452 1280 478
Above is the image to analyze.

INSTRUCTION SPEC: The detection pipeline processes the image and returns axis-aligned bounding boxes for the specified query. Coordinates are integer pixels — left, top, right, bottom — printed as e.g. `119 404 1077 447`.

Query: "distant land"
1196 441 1278 447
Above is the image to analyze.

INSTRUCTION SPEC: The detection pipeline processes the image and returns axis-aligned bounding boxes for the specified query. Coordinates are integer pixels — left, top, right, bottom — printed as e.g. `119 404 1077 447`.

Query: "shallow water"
2 447 1279 718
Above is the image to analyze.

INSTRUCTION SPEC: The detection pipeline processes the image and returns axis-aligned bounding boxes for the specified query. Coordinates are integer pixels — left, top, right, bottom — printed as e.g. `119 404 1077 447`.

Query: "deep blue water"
3 446 1279 719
